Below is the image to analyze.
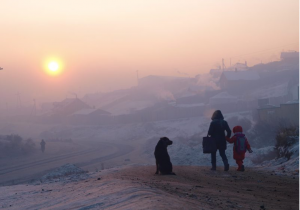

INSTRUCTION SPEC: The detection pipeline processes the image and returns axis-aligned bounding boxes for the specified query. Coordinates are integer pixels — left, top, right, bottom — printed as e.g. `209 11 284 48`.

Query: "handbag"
202 136 217 153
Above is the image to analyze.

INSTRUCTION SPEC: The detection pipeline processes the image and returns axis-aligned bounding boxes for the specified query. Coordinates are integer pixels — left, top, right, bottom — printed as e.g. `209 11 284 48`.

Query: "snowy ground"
0 110 298 209
0 164 298 210
256 143 299 176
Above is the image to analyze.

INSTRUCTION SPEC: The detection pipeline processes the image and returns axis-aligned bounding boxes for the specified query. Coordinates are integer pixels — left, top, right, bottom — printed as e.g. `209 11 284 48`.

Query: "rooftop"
221 71 260 81
72 108 111 115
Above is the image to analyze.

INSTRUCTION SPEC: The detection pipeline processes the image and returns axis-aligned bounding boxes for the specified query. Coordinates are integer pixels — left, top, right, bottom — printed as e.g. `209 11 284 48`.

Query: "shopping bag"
202 136 217 153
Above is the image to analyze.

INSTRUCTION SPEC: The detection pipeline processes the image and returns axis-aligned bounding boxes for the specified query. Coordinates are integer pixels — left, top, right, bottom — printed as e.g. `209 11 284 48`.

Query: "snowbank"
41 163 88 182
257 141 299 175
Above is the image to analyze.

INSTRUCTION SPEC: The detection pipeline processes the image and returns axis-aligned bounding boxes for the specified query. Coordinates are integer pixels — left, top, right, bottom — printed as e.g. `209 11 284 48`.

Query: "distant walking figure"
40 139 46 153
207 110 231 171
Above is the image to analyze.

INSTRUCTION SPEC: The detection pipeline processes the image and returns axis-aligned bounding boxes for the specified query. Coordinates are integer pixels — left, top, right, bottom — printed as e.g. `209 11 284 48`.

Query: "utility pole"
222 58 226 71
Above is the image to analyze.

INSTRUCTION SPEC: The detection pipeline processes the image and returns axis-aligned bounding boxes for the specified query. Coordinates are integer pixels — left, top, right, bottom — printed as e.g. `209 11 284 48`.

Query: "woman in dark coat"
207 110 231 171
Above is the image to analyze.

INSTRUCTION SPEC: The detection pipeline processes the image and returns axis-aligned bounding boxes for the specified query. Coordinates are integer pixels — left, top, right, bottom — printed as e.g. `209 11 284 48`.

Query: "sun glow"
48 61 59 72
44 59 63 76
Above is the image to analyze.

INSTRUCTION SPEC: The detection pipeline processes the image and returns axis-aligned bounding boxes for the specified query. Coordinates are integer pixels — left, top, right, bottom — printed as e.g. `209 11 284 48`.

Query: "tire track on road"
0 142 130 176
77 143 134 167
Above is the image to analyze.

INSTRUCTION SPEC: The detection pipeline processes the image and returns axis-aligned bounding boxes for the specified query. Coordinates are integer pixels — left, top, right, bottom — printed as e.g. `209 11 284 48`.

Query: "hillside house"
209 68 222 78
257 101 299 125
226 62 248 71
219 71 260 89
50 98 91 117
280 51 299 62
291 85 299 101
69 108 111 124
209 92 237 105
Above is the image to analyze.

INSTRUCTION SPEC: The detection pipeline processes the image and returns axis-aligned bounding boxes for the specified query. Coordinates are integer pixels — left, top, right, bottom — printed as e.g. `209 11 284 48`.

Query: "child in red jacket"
226 126 253 171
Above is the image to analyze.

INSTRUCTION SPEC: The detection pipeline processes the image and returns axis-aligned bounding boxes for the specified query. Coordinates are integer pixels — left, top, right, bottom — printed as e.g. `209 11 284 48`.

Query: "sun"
48 61 59 72
44 59 63 76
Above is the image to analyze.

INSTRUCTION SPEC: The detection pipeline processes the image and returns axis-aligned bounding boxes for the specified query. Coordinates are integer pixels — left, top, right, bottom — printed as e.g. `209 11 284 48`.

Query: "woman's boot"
211 163 216 171
224 160 229 171
211 152 217 170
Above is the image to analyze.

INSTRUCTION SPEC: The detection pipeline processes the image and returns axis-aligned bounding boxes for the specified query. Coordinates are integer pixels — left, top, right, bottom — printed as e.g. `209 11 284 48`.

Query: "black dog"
154 137 175 175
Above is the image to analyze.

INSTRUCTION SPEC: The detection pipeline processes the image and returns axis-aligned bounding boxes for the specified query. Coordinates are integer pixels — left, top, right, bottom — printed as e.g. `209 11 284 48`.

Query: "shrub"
0 135 37 158
22 138 36 154
274 126 299 160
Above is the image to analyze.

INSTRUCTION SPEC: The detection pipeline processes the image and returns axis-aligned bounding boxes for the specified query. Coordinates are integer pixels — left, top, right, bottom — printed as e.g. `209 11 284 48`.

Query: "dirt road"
0 165 298 209
111 165 299 210
0 142 133 185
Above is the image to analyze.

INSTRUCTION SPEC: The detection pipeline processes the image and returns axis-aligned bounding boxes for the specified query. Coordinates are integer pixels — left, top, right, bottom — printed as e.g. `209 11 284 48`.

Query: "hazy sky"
0 0 298 105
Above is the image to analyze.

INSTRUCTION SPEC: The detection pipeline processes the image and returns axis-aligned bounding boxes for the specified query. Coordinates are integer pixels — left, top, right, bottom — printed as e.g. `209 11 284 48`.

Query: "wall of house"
290 85 299 100
258 103 299 125
257 107 280 122
280 103 299 125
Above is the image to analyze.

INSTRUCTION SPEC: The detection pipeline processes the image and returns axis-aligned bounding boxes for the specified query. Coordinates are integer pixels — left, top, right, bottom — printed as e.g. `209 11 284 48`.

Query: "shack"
257 101 299 125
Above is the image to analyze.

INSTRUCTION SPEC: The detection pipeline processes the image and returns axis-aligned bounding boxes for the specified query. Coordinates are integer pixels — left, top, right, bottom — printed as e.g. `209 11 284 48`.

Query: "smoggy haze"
0 0 299 104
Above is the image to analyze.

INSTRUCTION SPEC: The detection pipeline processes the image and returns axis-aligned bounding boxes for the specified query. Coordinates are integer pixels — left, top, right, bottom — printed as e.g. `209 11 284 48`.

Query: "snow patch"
41 164 88 182
257 141 299 175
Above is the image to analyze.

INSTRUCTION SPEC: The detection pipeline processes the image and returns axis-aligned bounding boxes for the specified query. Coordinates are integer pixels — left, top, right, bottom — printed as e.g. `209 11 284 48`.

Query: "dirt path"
111 166 299 210
0 165 298 210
